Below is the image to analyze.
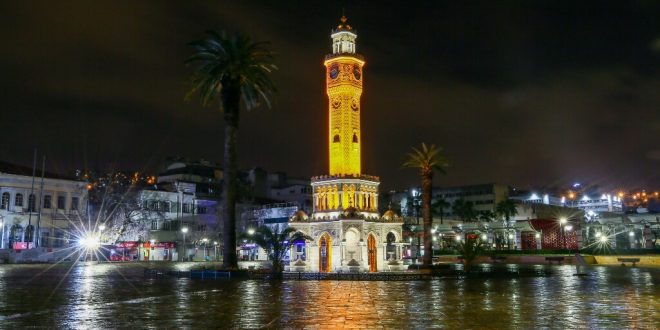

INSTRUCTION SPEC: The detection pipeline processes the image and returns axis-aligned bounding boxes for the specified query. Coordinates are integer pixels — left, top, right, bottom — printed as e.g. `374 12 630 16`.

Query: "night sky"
1 1 659 191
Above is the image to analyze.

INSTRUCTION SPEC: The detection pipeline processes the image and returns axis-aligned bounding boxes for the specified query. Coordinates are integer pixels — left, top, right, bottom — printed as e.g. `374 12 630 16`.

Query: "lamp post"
559 217 567 250
214 241 219 261
202 238 208 261
181 227 188 261
150 239 155 261
411 189 421 262
98 224 106 244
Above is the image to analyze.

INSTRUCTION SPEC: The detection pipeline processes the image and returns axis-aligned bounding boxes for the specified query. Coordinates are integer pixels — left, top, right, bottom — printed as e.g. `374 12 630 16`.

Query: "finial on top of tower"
337 11 352 31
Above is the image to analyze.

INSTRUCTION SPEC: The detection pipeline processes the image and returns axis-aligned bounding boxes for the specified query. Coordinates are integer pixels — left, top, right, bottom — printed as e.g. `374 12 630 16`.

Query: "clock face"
329 64 339 80
353 67 361 80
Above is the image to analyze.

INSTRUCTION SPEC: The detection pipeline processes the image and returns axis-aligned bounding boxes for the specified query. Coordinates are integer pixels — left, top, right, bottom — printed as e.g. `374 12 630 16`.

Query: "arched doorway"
9 224 23 248
25 225 35 244
367 234 377 272
319 233 332 272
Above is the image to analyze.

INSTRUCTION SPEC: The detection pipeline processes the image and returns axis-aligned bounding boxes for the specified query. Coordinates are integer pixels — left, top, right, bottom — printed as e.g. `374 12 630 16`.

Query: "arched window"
352 133 358 143
15 193 23 207
9 224 23 247
333 135 340 143
28 194 36 212
1 192 9 209
25 225 35 243
386 232 397 260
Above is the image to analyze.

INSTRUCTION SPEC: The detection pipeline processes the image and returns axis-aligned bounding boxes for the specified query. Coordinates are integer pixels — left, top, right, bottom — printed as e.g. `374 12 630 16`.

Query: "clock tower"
324 15 364 176
288 15 404 273
309 15 379 217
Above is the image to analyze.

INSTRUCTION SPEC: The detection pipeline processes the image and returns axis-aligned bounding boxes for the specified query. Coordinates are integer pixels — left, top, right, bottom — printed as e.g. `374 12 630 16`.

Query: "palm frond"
402 143 449 173
186 30 277 111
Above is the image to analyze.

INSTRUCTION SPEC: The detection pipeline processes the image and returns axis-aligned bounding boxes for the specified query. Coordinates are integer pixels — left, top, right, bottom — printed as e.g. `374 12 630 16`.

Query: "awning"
263 217 289 224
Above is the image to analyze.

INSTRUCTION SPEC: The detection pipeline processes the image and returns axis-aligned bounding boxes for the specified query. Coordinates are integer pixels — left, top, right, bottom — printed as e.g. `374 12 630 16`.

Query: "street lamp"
559 217 567 249
214 241 219 261
202 238 209 261
181 227 188 261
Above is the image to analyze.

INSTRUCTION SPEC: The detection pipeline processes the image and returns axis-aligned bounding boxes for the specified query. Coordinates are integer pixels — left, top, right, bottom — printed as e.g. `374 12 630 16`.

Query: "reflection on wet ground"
0 263 658 329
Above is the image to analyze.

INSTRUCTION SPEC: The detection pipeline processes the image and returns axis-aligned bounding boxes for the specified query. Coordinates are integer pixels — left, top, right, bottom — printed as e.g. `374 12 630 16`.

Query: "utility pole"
27 149 37 247
36 156 46 248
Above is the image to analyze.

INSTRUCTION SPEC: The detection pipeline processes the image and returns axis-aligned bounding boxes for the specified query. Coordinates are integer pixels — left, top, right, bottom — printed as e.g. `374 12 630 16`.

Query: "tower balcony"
324 53 364 62
311 174 379 183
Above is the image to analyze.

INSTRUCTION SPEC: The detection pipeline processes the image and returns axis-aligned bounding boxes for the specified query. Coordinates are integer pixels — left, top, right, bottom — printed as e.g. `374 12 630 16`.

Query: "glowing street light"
599 236 609 243
79 235 100 249
629 231 635 237
202 238 209 261
99 224 106 231
481 234 488 241
247 228 255 236
181 227 188 261
559 217 567 225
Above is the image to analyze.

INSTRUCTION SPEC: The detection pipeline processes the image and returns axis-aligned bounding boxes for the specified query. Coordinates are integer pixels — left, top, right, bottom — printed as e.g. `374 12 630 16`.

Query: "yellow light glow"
325 56 365 176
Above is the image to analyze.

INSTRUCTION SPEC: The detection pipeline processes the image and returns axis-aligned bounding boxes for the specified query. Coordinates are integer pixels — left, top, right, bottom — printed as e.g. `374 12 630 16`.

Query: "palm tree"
456 237 485 272
495 199 518 223
403 143 449 267
478 210 495 222
432 198 450 225
186 31 277 269
245 225 311 274
453 198 477 223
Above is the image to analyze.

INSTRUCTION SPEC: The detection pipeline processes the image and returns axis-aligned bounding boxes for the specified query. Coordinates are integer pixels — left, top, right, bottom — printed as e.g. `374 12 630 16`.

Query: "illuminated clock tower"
310 15 380 217
288 15 404 273
325 15 363 176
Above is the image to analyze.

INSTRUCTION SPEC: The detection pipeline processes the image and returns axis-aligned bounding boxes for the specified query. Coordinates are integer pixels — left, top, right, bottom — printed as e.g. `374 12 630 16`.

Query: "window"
151 219 159 230
333 135 340 143
15 193 23 207
57 196 65 210
197 206 207 214
43 195 52 209
352 133 358 143
182 203 191 213
1 192 9 209
71 197 79 211
28 194 36 212
40 231 50 248
160 201 170 212
54 230 65 248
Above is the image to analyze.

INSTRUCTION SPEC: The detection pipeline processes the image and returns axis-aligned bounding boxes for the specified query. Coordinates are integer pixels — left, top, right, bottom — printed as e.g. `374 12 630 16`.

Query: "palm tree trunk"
221 82 240 269
421 169 433 266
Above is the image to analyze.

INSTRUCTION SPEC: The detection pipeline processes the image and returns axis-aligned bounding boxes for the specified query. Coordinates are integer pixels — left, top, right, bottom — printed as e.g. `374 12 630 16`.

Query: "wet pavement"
0 262 658 329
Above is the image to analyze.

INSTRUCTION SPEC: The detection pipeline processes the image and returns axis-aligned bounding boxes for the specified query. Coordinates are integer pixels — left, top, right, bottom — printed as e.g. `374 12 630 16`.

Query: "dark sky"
1 1 659 191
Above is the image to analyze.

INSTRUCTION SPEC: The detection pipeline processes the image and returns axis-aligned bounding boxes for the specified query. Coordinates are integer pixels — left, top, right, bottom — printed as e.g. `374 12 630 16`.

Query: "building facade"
0 163 88 262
